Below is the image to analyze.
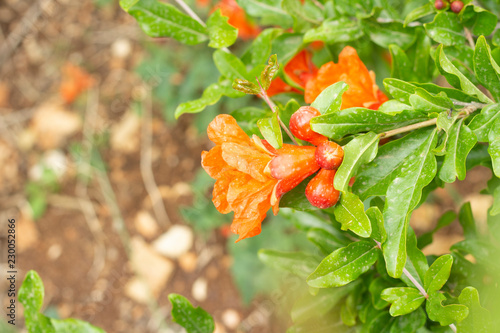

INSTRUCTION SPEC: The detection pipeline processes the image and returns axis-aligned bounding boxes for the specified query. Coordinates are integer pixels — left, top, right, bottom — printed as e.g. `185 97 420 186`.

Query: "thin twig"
256 78 300 145
464 28 475 49
140 88 171 227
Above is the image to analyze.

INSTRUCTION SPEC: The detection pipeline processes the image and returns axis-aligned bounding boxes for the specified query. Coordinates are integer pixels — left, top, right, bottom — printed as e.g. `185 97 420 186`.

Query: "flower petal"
207 114 251 145
221 142 272 182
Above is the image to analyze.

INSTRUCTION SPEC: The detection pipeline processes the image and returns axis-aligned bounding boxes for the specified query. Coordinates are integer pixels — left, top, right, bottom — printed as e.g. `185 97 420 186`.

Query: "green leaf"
364 21 417 50
412 82 480 103
474 36 500 102
353 128 434 201
381 287 426 316
369 277 392 310
244 28 282 67
206 9 238 48
257 112 283 149
279 98 301 130
390 308 426 333
260 54 279 91
404 3 434 27
341 292 358 326
383 129 438 278
334 192 372 237
424 254 453 294
168 294 215 333
367 206 387 244
460 5 498 36
389 44 412 82
378 100 413 115
236 0 293 28
125 0 208 45
175 81 243 118
426 291 469 326
403 227 429 288
307 240 378 288
436 45 493 104
409 88 453 113
307 228 348 255
270 33 303 64
424 12 465 46
383 79 417 105
468 103 500 142
51 318 105 333
291 283 359 324
258 250 320 278
439 119 477 182
434 111 459 155
303 18 363 44
457 287 493 333
335 132 379 192
488 133 500 177
282 0 322 31
19 270 45 314
310 108 427 140
213 49 249 81
310 81 349 115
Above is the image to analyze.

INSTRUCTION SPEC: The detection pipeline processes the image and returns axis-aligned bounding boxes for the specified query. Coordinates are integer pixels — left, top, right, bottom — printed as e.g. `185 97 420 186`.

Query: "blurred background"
0 0 494 332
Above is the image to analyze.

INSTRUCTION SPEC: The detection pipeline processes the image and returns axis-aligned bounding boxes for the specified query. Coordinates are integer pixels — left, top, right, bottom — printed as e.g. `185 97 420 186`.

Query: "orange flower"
59 63 94 104
304 46 388 109
268 50 317 97
202 114 319 241
214 0 260 40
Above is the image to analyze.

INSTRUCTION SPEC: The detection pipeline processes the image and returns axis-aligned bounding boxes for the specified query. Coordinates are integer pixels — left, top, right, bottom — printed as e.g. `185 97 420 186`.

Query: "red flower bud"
305 169 340 209
315 141 344 170
289 106 328 146
450 1 463 13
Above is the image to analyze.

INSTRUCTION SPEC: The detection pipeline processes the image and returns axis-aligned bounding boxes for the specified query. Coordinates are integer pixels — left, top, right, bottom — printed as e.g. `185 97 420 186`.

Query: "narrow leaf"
474 36 500 102
213 49 249 81
260 54 279 91
367 206 387 244
168 294 215 333
304 18 363 44
424 254 453 294
307 241 378 288
257 112 283 149
334 192 372 237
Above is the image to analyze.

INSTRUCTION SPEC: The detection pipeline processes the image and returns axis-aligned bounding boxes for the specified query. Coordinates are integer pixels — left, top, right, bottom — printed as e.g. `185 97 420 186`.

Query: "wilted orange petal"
201 145 231 179
207 114 251 145
221 142 272 182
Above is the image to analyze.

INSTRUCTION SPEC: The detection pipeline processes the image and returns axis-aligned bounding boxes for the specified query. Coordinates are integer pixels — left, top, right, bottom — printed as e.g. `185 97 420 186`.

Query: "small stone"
214 322 227 333
110 111 141 153
153 225 194 259
31 104 81 150
111 38 132 59
134 211 159 239
125 278 150 304
178 252 197 273
47 244 62 260
192 277 208 302
130 237 175 297
222 309 240 330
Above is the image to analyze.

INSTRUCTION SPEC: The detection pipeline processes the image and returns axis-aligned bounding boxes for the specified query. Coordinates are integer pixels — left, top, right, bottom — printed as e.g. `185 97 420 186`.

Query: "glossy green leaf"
282 0 322 31
334 192 372 237
244 28 282 67
364 21 416 50
124 0 208 45
403 227 429 288
279 177 318 211
424 12 465 46
19 270 45 314
257 113 282 149
488 118 500 177
426 291 469 326
383 79 417 105
310 108 427 140
206 9 238 48
258 250 320 278
383 129 438 278
353 128 434 200
460 5 498 36
236 0 293 28
474 36 500 102
307 240 378 288
412 82 480 103
468 104 500 142
436 45 493 104
213 49 249 81
439 119 477 182
367 206 387 244
307 228 347 255
381 287 426 316
303 18 363 44
457 287 493 333
389 308 426 333
434 111 459 155
169 294 214 333
424 254 453 294
369 277 392 310
378 100 413 115
51 319 105 333
404 3 434 27
389 44 412 82
334 132 379 192
175 81 243 118
310 81 348 115
409 88 453 113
